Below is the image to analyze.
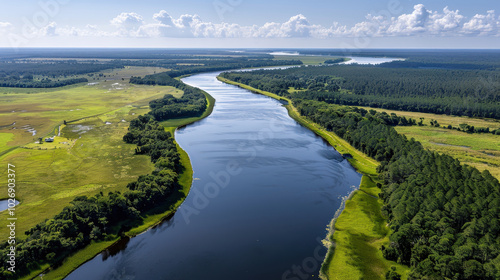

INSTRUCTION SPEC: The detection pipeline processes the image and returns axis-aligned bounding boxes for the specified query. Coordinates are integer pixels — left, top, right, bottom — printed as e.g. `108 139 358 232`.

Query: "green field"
0 66 180 150
217 76 409 279
0 67 182 242
359 107 500 180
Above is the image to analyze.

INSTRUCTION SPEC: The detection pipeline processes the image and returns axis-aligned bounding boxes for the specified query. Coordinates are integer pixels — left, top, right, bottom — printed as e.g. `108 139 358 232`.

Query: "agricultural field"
361 107 500 180
0 66 181 242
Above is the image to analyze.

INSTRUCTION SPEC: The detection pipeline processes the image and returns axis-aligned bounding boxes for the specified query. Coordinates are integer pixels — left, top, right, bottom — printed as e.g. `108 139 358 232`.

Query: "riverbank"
217 76 409 279
25 90 216 280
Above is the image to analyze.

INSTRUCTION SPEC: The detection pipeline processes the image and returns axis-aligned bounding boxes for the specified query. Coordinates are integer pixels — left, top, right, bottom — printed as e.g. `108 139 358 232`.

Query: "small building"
45 137 54 142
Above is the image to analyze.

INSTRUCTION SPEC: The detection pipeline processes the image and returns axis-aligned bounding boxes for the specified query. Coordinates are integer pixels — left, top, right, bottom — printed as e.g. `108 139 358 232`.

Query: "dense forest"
221 74 500 279
0 75 208 278
297 49 500 71
297 100 500 279
220 65 500 119
131 73 208 121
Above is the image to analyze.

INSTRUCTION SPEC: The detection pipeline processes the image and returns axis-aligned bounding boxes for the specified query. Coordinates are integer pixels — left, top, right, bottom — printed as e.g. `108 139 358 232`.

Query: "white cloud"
387 4 430 35
0 22 11 28
429 7 465 33
15 5 500 40
110 12 144 35
41 22 58 36
463 10 499 35
0 22 12 35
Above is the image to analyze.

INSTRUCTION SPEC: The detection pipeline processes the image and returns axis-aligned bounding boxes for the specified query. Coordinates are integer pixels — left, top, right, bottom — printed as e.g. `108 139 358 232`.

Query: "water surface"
66 70 362 280
0 199 19 212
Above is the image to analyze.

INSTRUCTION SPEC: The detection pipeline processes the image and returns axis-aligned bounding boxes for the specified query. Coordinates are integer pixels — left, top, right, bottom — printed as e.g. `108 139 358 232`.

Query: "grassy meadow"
360 107 500 180
0 67 182 242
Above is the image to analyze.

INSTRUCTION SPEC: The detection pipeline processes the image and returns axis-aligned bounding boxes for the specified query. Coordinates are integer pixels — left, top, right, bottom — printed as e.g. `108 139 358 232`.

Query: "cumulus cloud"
429 7 465 33
0 22 11 28
136 6 499 38
0 22 12 35
41 22 58 36
10 5 498 40
463 10 499 35
111 12 144 36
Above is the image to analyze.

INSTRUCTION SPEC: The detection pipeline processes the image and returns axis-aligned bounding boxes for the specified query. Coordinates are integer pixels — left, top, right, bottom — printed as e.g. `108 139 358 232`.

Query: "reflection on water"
66 70 362 280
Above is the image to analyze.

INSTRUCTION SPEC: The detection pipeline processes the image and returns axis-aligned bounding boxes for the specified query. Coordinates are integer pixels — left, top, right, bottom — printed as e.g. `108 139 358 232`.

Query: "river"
65 70 362 280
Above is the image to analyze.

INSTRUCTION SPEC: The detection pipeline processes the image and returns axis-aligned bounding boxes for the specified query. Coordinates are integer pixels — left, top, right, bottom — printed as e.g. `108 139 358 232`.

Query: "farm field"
0 67 181 242
359 107 500 180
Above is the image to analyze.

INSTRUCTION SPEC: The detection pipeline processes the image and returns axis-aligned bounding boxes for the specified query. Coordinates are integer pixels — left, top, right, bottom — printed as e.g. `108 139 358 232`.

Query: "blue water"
66 70 362 280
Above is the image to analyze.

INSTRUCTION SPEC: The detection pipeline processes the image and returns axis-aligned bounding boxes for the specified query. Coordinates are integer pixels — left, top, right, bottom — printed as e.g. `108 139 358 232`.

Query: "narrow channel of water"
0 199 19 212
66 70 362 280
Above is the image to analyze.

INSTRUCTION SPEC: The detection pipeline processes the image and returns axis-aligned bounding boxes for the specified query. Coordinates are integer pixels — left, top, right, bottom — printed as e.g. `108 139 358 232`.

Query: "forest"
221 73 500 279
220 65 500 119
0 74 208 279
131 73 208 121
0 56 301 88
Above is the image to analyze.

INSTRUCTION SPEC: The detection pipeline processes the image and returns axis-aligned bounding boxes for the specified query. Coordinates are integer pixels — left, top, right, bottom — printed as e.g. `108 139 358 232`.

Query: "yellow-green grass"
0 133 14 154
0 66 169 95
0 67 180 150
354 107 500 180
217 76 409 279
325 176 408 280
0 107 156 242
395 126 500 180
273 55 350 65
39 143 194 280
358 106 500 131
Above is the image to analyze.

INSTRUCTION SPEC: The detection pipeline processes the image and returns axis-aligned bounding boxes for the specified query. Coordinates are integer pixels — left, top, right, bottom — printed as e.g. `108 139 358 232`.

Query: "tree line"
0 74 209 279
222 73 500 279
220 65 500 119
0 57 302 88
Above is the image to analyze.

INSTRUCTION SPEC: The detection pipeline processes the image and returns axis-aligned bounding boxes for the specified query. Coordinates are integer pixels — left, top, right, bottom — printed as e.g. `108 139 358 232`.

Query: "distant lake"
340 56 404 65
66 69 362 280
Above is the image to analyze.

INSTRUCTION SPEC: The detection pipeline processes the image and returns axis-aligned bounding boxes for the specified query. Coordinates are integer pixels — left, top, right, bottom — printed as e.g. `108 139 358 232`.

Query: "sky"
0 0 499 48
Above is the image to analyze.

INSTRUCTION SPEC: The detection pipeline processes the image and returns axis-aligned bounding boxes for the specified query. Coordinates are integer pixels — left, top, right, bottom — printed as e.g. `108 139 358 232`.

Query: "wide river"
66 70 362 280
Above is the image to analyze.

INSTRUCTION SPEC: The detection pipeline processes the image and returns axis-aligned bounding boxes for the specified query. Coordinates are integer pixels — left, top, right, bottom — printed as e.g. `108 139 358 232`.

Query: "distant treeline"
0 61 124 77
221 73 500 279
0 77 88 88
298 49 500 71
220 65 500 119
0 72 209 278
0 57 301 88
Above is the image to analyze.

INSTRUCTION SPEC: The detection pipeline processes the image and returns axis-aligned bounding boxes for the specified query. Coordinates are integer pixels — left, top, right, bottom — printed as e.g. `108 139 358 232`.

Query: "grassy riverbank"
12 82 215 280
217 76 409 279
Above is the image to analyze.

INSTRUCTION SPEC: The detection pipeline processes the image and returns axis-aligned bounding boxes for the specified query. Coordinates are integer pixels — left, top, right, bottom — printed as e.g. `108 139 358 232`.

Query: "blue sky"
0 0 499 48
